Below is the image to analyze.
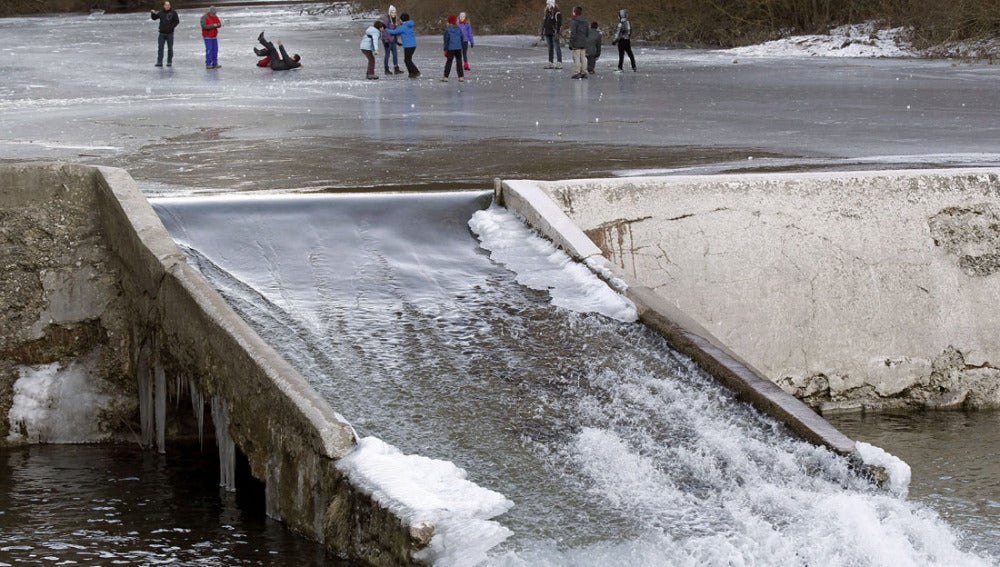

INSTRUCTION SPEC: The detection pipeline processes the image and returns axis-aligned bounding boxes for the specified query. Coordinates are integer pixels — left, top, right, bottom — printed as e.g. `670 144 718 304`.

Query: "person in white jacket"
361 20 385 79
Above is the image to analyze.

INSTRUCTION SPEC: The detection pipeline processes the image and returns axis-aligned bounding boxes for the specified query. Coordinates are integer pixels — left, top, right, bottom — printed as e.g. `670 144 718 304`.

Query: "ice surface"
7 353 113 444
6 7 1000 195
856 441 913 497
468 204 638 323
336 436 514 567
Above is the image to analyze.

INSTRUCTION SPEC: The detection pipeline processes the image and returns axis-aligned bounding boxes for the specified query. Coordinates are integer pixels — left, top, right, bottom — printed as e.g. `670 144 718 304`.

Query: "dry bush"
351 0 878 46
1 0 145 16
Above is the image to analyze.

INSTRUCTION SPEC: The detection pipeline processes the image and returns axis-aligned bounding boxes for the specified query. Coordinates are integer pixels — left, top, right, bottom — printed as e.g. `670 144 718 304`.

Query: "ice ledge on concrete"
496 177 857 456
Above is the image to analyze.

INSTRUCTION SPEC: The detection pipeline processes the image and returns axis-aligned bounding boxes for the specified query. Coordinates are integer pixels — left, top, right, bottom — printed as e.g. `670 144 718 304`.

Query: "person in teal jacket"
387 13 420 78
441 14 464 82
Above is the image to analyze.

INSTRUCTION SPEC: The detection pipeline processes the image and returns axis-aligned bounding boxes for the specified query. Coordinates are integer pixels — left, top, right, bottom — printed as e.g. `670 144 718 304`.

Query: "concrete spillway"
2 163 995 564
152 191 989 565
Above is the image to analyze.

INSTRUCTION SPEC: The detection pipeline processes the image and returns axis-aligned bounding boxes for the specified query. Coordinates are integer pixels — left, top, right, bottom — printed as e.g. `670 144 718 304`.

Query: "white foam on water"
336 436 514 567
489 425 991 567
7 353 113 444
468 204 637 323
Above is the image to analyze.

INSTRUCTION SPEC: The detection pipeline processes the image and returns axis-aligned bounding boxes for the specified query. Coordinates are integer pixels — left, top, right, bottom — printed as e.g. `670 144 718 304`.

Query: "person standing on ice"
458 12 474 71
441 14 465 82
612 8 636 72
585 20 601 75
541 1 562 69
150 1 179 67
200 6 222 69
381 5 402 75
568 6 589 79
386 12 420 78
362 20 384 80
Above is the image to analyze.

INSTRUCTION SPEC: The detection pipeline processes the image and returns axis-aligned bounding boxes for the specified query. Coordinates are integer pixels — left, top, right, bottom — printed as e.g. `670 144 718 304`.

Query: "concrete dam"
2 162 997 565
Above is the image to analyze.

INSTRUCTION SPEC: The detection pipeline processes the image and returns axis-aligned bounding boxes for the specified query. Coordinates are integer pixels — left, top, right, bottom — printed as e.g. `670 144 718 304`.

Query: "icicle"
154 365 166 454
174 374 182 409
211 396 236 492
266 452 281 520
136 345 153 449
189 378 205 451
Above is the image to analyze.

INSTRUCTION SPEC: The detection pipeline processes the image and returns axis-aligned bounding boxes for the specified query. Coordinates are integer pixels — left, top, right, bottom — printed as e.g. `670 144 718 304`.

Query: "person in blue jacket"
441 14 464 82
386 12 420 78
361 20 384 79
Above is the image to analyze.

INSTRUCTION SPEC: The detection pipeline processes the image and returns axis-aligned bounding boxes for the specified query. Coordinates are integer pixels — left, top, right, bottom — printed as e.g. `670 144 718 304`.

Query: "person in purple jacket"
386 12 419 78
381 5 402 75
457 12 474 71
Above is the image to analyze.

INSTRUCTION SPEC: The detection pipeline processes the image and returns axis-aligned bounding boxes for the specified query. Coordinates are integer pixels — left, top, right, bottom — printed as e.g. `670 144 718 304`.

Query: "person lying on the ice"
257 32 301 70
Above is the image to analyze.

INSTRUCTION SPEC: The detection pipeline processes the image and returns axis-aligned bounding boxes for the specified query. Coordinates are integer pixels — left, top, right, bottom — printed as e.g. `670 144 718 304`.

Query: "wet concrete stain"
928 204 1000 276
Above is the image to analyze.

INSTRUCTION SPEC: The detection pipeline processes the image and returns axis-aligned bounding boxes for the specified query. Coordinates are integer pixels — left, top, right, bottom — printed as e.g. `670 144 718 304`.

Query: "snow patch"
469 204 638 323
335 436 513 567
728 22 914 59
7 352 114 444
856 441 912 497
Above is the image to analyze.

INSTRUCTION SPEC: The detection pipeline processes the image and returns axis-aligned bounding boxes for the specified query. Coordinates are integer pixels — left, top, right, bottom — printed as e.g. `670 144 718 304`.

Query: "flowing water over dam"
150 191 993 565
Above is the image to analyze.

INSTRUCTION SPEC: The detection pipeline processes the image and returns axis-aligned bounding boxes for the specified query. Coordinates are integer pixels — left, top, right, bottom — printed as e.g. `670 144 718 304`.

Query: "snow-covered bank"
727 22 915 58
727 20 1000 61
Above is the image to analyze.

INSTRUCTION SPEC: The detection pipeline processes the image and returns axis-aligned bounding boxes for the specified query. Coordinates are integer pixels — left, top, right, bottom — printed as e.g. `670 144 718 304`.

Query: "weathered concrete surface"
0 162 431 566
497 179 858 456
0 163 134 442
513 170 1000 413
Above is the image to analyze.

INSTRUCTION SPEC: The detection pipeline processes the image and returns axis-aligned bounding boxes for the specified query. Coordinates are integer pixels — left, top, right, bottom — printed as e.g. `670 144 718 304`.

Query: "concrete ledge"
1 162 428 566
498 178 857 456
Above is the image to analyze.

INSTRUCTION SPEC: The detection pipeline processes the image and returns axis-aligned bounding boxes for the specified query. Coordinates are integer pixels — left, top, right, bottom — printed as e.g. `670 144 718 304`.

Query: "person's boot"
394 66 403 74
463 62 470 71
384 65 391 74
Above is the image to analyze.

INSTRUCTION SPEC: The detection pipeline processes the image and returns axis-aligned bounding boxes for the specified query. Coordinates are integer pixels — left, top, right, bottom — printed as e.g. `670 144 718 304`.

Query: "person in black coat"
257 32 301 71
150 1 180 67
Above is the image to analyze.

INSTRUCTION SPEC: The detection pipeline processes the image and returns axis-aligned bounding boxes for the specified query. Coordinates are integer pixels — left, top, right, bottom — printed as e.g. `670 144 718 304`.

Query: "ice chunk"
469 204 637 323
336 436 513 567
7 353 113 443
856 441 911 496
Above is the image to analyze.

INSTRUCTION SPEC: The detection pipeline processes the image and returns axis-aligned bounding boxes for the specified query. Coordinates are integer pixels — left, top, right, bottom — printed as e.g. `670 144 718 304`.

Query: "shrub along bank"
352 0 1000 51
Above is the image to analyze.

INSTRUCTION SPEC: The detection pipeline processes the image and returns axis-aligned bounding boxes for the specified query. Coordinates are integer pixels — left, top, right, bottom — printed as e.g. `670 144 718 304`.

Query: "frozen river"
3 3 1000 194
3 2 1000 565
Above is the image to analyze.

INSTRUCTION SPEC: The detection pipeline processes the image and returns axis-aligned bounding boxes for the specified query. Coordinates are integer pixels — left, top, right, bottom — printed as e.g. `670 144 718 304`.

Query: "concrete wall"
0 163 431 566
504 170 1000 414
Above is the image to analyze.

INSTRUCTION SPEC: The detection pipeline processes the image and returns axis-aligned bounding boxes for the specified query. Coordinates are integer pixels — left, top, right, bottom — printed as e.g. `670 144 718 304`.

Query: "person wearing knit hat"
386 12 420 78
381 5 403 74
441 14 465 82
200 6 222 69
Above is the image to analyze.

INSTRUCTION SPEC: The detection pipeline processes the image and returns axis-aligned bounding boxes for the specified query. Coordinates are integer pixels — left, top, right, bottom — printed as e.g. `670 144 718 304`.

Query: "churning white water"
152 193 994 566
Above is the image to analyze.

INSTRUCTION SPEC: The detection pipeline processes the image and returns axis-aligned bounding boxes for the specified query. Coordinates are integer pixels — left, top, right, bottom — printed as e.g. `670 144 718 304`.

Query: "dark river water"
0 443 341 565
